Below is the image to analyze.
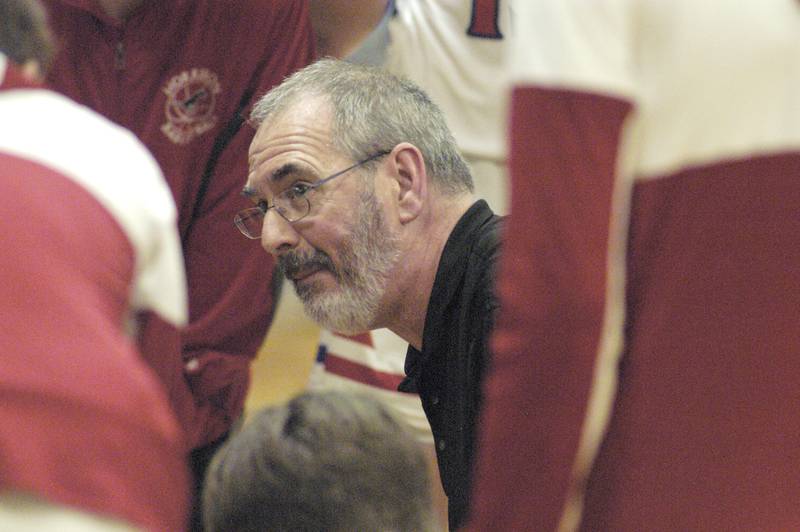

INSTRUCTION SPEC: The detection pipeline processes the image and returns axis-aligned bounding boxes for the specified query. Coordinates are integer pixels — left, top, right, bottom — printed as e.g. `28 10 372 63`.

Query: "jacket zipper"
114 41 125 70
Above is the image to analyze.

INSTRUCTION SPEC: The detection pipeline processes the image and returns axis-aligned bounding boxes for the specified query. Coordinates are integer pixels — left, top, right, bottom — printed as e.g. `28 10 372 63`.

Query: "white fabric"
385 0 513 214
512 0 800 181
310 329 434 444
0 494 140 532
0 62 187 326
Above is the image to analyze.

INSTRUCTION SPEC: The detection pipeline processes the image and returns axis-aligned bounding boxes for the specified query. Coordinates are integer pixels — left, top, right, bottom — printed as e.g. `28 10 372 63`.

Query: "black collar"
400 199 495 391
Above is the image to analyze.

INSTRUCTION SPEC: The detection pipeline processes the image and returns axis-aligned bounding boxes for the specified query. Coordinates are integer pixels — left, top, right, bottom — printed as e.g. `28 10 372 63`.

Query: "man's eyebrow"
269 163 301 183
245 162 306 196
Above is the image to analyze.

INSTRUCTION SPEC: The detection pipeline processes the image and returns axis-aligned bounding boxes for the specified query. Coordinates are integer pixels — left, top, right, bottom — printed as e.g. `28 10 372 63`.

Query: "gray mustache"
279 250 337 279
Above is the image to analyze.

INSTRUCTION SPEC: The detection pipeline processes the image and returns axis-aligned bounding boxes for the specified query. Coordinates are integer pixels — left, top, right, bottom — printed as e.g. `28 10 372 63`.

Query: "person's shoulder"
2 88 173 220
48 91 160 177
471 206 504 258
5 88 154 170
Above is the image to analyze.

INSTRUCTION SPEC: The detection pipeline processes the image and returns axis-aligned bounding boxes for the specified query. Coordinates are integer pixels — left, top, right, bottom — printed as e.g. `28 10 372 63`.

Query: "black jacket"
400 200 503 530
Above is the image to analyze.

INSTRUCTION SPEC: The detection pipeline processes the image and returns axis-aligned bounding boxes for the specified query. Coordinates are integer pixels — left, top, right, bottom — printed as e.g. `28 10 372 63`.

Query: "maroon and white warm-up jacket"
41 0 316 448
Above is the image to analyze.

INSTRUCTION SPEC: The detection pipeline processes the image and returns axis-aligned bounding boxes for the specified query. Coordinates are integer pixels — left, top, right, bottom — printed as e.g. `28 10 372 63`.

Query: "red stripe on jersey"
470 85 632 532
581 152 800 531
466 0 503 39
331 331 375 347
323 353 409 393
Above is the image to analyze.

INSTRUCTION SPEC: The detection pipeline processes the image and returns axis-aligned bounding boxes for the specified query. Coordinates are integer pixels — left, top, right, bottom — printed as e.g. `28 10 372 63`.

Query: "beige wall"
245 282 320 413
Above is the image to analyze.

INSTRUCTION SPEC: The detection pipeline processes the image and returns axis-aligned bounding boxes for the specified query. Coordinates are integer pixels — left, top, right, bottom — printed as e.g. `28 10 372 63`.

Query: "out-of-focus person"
39 0 315 526
203 390 437 532
0 1 189 530
469 1 800 530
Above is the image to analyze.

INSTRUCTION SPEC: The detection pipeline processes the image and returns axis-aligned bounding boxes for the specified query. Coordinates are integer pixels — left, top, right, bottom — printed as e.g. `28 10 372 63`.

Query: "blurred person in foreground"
237 58 503 529
39 0 315 526
203 390 436 532
469 1 800 530
0 1 189 530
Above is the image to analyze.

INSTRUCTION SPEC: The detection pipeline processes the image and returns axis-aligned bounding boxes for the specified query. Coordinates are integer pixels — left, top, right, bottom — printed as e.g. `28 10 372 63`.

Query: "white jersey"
386 0 513 214
470 1 800 531
309 329 433 443
0 54 188 531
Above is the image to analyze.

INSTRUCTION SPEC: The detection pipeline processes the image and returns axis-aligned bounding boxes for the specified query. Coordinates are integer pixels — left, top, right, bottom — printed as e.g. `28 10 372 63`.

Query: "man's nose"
260 209 299 256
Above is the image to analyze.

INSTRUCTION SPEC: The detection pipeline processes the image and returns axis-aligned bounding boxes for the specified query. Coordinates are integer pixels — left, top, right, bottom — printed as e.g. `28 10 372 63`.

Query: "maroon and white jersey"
0 55 188 531
386 0 513 213
310 329 433 442
470 1 800 531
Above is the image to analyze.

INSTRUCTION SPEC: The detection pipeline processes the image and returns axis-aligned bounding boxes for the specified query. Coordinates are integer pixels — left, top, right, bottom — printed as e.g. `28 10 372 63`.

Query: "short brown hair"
0 0 55 72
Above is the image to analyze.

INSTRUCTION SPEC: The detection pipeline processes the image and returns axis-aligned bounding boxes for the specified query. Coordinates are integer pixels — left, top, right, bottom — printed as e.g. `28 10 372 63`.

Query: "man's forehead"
248 99 334 160
253 96 332 138
248 106 334 177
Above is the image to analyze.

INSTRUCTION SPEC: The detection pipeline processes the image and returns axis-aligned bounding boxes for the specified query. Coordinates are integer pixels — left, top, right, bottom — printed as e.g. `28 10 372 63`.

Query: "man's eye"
256 200 269 212
285 182 312 199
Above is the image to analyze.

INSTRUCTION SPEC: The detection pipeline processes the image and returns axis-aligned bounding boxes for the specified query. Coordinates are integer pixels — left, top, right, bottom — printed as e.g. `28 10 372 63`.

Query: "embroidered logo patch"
161 68 221 145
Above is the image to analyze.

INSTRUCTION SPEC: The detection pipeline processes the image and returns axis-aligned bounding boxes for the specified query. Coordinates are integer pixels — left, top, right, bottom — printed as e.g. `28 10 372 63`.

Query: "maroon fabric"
0 154 188 532
471 84 800 531
469 86 632 532
581 153 800 531
41 0 316 447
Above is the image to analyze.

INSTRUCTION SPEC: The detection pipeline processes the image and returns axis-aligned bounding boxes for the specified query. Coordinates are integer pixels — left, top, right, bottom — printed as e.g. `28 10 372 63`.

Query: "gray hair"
203 390 437 532
251 58 474 195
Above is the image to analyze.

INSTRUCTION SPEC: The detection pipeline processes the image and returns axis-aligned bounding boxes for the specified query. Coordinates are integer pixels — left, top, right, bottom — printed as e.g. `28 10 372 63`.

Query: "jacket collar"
399 199 498 392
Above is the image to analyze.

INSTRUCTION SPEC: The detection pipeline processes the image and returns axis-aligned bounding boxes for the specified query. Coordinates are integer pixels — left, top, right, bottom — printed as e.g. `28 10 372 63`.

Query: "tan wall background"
244 283 320 413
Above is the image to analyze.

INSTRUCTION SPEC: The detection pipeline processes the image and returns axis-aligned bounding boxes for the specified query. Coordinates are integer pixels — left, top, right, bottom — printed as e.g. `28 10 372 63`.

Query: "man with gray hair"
235 58 503 529
203 390 437 531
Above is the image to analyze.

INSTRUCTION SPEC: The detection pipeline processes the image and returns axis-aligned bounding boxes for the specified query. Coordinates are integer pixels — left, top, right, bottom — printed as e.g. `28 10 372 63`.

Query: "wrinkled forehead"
250 95 333 147
245 99 351 196
248 99 336 168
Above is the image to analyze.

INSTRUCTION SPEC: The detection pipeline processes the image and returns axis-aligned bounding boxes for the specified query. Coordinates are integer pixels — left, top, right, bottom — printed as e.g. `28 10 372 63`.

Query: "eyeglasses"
235 150 390 240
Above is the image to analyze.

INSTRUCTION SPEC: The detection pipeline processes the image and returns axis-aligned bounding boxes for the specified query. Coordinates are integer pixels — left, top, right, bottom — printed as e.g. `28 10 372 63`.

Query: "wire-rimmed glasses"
234 150 390 240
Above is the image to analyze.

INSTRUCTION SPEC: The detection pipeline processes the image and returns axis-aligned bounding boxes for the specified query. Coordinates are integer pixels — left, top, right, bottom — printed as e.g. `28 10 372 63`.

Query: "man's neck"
96 0 144 21
382 194 476 350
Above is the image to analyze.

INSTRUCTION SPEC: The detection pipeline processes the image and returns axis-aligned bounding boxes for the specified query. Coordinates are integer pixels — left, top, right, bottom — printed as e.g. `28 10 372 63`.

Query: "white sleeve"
512 0 636 101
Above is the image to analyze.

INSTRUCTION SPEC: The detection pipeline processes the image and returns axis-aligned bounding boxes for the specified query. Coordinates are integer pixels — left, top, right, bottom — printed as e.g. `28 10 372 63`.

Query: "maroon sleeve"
467 86 631 531
176 0 317 448
39 0 316 449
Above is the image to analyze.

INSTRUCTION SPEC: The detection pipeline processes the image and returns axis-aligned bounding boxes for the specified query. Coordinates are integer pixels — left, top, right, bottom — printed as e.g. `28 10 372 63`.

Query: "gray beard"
282 190 400 334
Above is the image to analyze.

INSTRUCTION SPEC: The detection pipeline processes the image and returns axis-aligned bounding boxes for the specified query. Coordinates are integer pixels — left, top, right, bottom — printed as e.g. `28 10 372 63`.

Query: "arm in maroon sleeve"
177 1 316 448
467 86 632 531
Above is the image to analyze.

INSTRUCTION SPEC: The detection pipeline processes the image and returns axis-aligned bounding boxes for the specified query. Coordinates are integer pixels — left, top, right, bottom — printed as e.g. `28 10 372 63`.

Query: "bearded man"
234 58 503 530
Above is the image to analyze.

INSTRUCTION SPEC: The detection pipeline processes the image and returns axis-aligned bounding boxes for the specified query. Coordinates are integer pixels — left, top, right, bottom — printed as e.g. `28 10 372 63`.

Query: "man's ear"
389 142 426 224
